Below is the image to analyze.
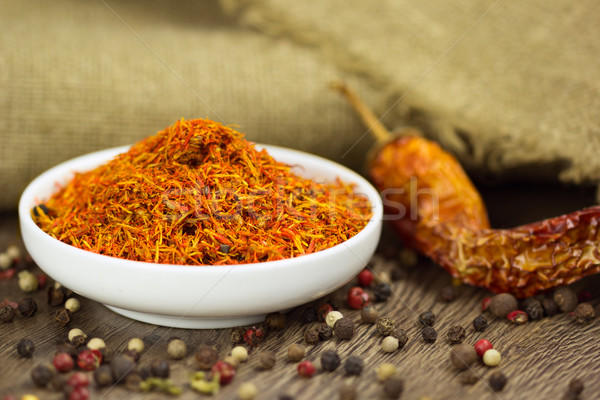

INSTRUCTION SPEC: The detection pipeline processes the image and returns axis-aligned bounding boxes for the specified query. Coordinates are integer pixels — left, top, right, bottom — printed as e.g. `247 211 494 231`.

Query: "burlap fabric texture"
2 0 600 211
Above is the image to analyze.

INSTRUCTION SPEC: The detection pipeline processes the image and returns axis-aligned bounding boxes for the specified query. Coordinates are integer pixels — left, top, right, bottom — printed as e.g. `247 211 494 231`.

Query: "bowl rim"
19 144 383 274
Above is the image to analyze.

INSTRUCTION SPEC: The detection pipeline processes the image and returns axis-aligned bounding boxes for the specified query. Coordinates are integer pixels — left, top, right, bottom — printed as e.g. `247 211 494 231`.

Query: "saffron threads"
33 119 371 265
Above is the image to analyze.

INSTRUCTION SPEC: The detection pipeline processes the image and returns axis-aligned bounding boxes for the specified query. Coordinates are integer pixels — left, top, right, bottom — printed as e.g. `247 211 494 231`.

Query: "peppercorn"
573 303 595 324
301 307 318 324
212 360 236 385
64 297 81 313
338 382 357 400
297 360 316 378
230 345 248 363
316 323 333 341
86 337 106 351
381 336 399 353
304 328 319 345
287 343 306 362
100 347 114 364
446 326 466 344
553 286 579 313
357 268 374 287
489 371 508 391
167 338 187 360
568 378 584 395
122 348 140 362
17 338 35 358
391 328 408 349
68 328 87 344
542 297 559 317
195 345 218 370
325 310 343 328
376 363 397 382
90 364 112 388
18 297 37 317
0 252 11 270
224 355 240 369
125 372 143 391
150 359 170 378
507 310 528 324
0 305 16 322
438 285 457 302
56 342 77 359
257 351 276 370
523 298 544 320
77 348 102 371
347 286 370 309
110 354 135 383
459 370 479 385
318 303 334 322
376 317 396 336
360 305 379 324
244 326 265 347
344 356 363 375
238 382 258 400
18 270 38 293
418 311 435 326
47 284 65 307
383 376 404 399
421 326 437 343
483 349 502 367
372 282 392 302
474 339 493 358
334 317 355 340
489 293 518 318
265 312 286 330
50 373 66 391
320 349 340 372
230 326 245 343
54 308 72 326
31 364 54 387
450 343 478 370
472 315 488 332
128 337 145 354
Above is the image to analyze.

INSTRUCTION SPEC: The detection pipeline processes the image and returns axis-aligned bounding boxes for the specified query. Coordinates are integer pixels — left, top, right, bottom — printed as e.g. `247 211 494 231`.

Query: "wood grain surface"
1 184 599 400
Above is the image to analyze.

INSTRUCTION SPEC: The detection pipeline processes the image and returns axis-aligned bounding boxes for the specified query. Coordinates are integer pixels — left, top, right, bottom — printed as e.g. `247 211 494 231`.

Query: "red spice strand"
35 119 371 265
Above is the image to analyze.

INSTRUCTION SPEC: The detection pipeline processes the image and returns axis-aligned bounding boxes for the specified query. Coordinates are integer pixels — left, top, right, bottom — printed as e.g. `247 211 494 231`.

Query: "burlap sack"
2 0 600 211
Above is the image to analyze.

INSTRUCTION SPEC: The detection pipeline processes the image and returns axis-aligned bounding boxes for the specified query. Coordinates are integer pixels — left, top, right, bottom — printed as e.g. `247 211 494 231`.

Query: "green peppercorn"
17 338 35 358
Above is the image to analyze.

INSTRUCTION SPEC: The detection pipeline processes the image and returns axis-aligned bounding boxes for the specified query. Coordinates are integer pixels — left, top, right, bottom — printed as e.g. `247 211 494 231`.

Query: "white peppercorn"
68 328 87 343
231 346 249 363
381 336 399 353
237 382 258 400
376 363 397 382
87 337 106 351
0 252 11 270
64 298 81 313
18 270 38 293
483 349 502 367
167 339 187 360
6 244 21 261
325 310 343 328
127 338 145 353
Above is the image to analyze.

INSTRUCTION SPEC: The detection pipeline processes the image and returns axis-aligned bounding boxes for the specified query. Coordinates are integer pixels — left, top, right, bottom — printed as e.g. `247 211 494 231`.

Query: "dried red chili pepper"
335 83 600 298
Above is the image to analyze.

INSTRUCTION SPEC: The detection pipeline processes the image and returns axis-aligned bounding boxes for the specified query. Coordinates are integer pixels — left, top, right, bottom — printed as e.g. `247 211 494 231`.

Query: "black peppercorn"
94 365 114 387
438 285 457 302
568 378 584 395
418 311 435 326
47 285 65 306
54 308 72 326
316 323 333 341
150 359 170 378
489 293 518 318
421 326 437 343
523 298 544 320
265 312 287 330
372 282 392 302
553 286 579 313
383 376 404 399
573 303 595 324
446 326 466 344
392 328 408 349
0 305 16 322
304 328 319 345
230 327 245 344
300 307 318 324
31 364 54 387
489 371 508 391
344 356 364 375
195 345 218 370
376 317 396 336
257 351 276 370
18 297 37 317
542 297 559 317
360 305 379 324
472 315 488 332
334 317 355 340
17 338 35 358
320 349 340 372
111 354 135 383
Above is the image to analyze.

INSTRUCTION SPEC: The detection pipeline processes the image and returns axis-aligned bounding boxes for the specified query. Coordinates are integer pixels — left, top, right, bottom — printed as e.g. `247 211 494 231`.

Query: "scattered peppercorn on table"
1 183 600 400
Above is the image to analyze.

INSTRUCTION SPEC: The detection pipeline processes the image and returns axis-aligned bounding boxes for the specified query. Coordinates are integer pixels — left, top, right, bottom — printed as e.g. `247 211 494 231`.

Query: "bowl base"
104 305 265 329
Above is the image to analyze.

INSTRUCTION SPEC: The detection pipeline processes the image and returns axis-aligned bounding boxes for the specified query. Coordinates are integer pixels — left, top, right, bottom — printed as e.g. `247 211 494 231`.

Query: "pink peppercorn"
297 360 316 378
474 339 493 358
347 287 370 309
357 269 374 287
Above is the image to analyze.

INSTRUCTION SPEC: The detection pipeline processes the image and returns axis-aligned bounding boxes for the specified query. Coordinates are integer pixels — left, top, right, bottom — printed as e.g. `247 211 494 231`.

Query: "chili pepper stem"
331 82 392 143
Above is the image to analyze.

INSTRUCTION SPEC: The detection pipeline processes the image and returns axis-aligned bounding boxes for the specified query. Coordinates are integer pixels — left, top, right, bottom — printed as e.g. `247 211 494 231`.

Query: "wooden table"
1 183 599 399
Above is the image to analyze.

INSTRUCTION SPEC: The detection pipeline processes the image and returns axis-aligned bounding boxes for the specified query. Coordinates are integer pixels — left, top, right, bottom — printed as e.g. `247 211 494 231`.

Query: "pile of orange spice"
33 119 371 265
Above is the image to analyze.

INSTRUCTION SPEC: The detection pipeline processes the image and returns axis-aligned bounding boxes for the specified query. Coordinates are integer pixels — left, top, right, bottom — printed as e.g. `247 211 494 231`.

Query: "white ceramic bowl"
19 145 382 329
